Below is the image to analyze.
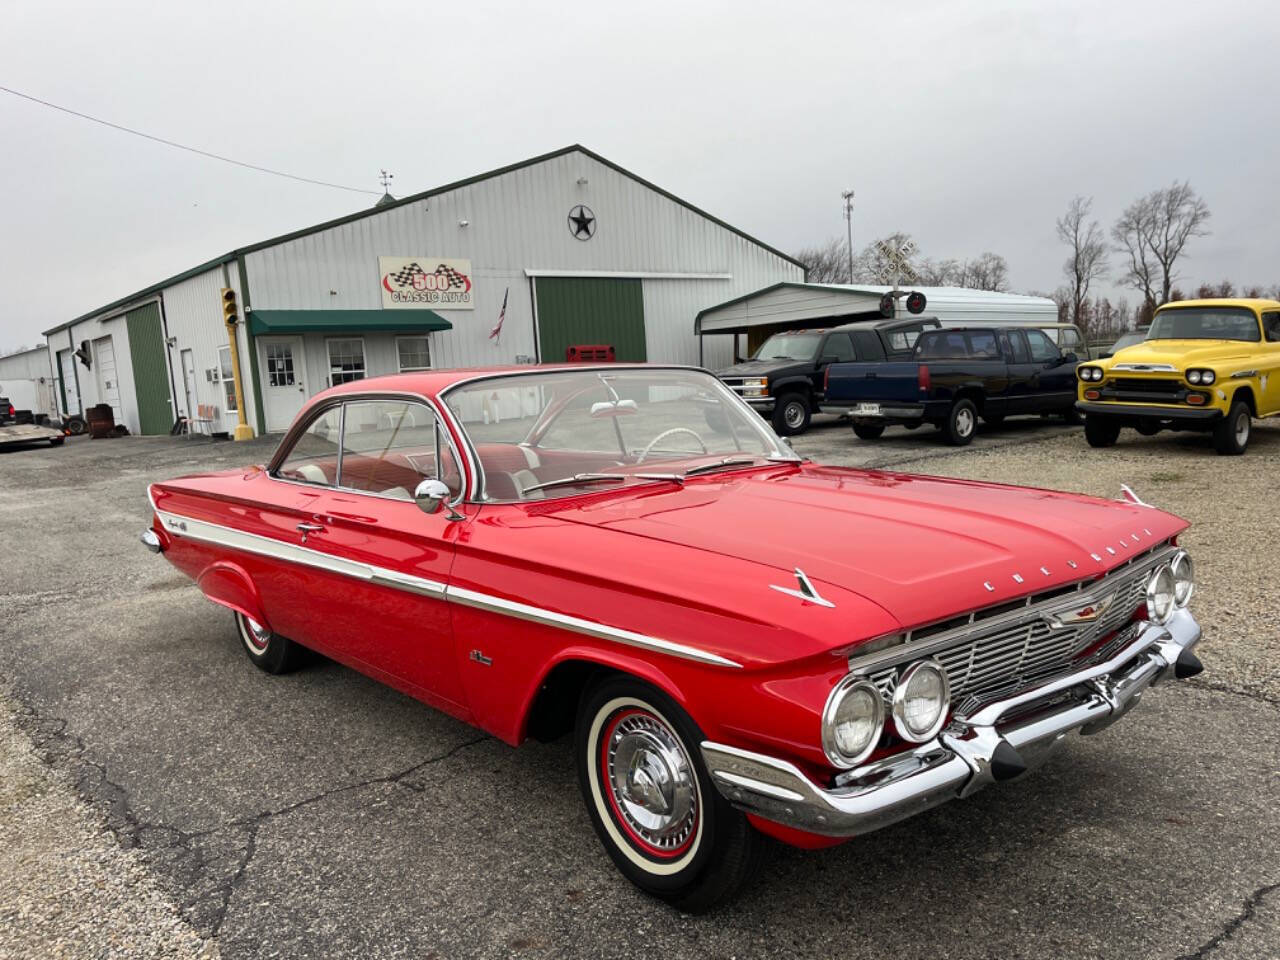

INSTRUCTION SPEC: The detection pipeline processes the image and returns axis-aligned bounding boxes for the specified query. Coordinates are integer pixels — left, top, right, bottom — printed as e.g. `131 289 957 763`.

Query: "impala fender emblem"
770 568 835 608
1044 592 1116 629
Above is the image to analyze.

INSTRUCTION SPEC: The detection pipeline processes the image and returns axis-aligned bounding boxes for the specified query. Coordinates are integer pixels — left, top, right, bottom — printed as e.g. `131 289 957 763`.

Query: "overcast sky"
2 0 1277 352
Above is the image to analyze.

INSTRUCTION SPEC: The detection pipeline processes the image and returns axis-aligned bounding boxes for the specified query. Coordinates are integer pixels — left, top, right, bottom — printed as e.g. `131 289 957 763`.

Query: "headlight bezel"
891 659 951 744
821 676 885 768
1186 368 1216 386
741 376 769 397
1078 366 1104 382
1171 550 1194 607
1145 563 1177 625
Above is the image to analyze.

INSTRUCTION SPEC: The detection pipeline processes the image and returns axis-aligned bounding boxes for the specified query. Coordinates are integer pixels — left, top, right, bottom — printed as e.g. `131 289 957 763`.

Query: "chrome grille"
865 545 1170 708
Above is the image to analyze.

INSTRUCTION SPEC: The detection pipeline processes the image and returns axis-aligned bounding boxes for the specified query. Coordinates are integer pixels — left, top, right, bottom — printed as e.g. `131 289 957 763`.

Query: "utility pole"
841 190 855 283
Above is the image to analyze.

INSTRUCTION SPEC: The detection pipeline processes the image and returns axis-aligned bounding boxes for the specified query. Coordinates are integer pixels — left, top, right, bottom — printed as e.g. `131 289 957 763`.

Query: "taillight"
917 365 931 392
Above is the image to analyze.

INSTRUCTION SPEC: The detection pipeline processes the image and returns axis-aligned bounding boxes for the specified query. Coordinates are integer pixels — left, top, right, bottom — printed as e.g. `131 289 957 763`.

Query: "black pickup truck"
824 326 1081 445
715 317 940 435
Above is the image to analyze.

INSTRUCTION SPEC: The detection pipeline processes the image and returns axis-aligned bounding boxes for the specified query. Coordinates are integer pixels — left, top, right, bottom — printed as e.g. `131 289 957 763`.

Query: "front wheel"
577 677 761 912
943 399 978 446
852 423 885 440
234 611 303 674
1084 416 1121 448
771 393 811 436
1213 400 1251 455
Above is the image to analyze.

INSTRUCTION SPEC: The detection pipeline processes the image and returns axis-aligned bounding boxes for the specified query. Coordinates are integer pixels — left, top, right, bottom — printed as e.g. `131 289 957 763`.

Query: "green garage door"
535 277 646 362
125 303 173 435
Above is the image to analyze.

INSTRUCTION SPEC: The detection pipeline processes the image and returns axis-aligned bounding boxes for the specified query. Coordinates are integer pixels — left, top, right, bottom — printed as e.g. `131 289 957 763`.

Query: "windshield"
753 333 822 361
1112 332 1146 351
443 368 797 501
1148 307 1260 342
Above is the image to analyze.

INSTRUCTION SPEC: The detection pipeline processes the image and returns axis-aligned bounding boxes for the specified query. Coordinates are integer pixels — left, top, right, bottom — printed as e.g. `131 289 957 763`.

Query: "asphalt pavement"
0 416 1276 959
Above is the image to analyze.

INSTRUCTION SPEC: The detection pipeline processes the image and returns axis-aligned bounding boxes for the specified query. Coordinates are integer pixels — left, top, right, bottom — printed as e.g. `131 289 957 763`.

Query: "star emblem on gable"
568 204 596 240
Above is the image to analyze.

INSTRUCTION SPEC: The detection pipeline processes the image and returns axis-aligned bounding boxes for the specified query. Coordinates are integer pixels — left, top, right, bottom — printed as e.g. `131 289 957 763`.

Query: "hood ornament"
1119 484 1155 508
770 568 835 608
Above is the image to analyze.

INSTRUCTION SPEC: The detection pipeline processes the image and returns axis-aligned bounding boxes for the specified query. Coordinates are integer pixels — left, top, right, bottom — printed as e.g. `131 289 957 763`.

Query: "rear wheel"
1213 400 1251 455
1084 417 1121 448
852 423 885 440
771 393 811 436
64 416 86 436
577 676 761 912
234 612 303 674
943 399 978 446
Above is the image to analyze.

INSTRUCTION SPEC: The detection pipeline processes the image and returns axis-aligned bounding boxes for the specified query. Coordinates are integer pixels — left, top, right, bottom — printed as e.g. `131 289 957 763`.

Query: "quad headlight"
1170 550 1194 607
891 660 951 743
1186 368 1216 385
1145 564 1177 625
1079 366 1105 382
822 678 884 767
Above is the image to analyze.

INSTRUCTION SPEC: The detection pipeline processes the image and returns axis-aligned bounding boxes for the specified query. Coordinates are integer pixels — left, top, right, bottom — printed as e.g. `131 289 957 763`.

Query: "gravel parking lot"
1 415 1277 959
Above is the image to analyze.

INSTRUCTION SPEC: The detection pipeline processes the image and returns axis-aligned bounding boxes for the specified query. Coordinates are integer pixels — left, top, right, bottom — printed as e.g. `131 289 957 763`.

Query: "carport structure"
694 282 1058 362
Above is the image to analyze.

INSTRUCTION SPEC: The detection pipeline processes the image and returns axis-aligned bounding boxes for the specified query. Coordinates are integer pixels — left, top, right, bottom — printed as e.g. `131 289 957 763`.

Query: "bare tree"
1056 196 1108 330
1147 181 1211 304
1112 195 1160 311
792 236 850 284
958 252 1009 292
918 257 961 286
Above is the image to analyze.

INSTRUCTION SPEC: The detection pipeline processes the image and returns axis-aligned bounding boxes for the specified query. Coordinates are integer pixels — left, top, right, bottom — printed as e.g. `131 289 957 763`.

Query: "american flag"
489 287 509 343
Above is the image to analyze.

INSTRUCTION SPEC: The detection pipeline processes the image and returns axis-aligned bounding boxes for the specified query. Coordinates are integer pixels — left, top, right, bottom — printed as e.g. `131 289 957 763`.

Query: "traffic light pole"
225 322 254 441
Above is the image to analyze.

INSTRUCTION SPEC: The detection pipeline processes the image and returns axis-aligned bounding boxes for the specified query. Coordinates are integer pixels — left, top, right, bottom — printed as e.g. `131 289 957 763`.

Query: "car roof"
1156 298 1280 311
313 363 704 403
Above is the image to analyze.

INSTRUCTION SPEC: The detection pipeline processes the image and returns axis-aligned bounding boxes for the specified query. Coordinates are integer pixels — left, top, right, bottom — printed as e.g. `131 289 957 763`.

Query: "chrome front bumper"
701 609 1202 838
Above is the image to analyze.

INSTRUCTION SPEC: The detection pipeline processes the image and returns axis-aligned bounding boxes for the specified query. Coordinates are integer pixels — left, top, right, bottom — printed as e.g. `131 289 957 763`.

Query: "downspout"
157 291 182 427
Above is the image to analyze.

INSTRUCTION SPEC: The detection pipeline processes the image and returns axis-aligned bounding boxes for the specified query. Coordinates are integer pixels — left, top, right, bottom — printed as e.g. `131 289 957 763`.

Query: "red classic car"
143 364 1203 911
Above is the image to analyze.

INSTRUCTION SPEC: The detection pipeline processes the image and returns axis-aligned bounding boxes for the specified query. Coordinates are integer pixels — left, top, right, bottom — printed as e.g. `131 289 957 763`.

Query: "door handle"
296 522 325 543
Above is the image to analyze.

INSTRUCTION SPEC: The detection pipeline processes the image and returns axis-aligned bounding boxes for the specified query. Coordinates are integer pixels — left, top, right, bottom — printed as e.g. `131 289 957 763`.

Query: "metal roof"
44 145 805 337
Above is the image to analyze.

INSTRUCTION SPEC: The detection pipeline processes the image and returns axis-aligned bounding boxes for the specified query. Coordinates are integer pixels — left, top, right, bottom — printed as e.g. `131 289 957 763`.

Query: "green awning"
247 309 453 336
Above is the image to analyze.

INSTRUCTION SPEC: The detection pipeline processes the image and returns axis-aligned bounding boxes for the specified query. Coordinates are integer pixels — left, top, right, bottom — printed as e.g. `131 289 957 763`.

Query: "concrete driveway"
1 417 1276 959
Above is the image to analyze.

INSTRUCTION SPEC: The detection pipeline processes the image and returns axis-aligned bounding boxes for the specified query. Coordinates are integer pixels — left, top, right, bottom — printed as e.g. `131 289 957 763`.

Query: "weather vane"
379 169 394 192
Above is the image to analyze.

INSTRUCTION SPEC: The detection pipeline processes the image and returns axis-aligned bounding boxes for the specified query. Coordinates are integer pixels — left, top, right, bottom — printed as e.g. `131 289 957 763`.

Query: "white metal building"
0 347 58 419
43 145 805 435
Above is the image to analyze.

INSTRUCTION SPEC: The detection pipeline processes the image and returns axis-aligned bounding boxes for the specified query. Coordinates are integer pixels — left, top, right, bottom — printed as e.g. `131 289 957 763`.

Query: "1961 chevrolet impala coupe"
143 364 1204 911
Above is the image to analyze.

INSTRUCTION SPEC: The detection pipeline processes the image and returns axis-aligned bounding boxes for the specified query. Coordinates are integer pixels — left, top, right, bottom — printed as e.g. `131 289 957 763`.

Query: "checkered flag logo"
385 262 471 292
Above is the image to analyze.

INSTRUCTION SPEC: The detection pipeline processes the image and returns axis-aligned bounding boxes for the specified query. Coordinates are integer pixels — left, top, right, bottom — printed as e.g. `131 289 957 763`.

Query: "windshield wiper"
683 457 766 477
521 473 627 493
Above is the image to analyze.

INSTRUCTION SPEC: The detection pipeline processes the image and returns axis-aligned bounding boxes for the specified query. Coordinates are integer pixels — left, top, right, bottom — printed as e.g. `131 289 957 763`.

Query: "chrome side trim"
446 586 742 668
1231 370 1258 379
155 509 447 597
156 509 740 669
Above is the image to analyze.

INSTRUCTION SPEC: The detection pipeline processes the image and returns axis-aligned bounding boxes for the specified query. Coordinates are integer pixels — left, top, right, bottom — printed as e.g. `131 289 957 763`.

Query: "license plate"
855 403 882 416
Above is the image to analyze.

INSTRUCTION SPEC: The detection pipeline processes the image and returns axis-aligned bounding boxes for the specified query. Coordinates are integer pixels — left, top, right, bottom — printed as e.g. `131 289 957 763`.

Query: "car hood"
543 464 1187 632
714 359 808 377
1111 340 1254 367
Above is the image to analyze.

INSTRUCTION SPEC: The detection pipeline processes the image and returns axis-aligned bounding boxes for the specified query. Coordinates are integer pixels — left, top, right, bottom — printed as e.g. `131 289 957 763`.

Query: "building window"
327 338 366 386
396 336 431 371
217 345 237 413
266 343 296 387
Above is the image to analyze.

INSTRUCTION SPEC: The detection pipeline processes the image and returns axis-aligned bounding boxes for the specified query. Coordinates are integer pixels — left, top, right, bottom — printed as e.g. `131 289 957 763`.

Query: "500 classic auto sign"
379 257 474 309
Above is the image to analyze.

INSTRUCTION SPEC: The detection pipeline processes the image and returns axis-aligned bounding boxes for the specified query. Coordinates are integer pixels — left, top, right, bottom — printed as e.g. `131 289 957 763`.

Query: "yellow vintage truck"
1076 298 1280 455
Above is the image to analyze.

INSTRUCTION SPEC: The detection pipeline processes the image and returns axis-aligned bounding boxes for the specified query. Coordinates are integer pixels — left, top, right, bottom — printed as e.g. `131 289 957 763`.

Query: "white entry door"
257 337 307 432
93 335 121 422
59 349 80 416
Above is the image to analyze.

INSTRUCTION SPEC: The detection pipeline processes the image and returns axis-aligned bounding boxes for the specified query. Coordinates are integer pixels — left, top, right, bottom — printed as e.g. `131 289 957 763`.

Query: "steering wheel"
636 427 708 464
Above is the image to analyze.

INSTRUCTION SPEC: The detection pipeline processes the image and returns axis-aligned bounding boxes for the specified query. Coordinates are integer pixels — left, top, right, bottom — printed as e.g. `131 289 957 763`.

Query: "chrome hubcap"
241 616 270 653
956 408 974 436
784 403 804 428
1236 414 1249 444
607 713 697 852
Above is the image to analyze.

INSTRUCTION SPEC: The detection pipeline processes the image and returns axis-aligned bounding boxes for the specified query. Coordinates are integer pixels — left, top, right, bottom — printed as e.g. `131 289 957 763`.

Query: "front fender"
196 561 270 631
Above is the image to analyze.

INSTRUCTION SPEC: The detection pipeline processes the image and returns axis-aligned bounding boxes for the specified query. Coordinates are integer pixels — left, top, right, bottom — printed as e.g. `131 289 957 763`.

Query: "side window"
822 333 855 362
1008 330 1032 363
1025 329 1060 362
277 406 342 486
1263 312 1280 342
966 330 1000 358
339 400 462 500
1061 328 1081 349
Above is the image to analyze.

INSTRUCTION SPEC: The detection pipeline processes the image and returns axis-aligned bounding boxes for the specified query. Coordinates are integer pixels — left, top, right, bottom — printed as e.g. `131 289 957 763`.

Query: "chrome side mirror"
414 479 463 520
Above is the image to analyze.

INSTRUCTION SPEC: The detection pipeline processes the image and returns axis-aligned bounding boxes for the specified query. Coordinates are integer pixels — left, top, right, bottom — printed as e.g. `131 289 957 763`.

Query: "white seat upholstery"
296 464 328 485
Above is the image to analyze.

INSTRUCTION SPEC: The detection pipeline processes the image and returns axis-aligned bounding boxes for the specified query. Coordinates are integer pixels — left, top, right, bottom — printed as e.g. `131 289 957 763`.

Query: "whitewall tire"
234 611 303 675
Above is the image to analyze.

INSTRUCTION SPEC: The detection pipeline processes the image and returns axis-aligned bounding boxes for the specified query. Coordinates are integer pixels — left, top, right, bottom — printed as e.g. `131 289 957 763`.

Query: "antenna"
841 190 855 283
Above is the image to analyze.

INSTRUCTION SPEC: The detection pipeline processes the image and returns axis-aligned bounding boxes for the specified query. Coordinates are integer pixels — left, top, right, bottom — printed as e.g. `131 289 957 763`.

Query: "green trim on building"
123 302 173 435
247 310 453 336
237 255 266 437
